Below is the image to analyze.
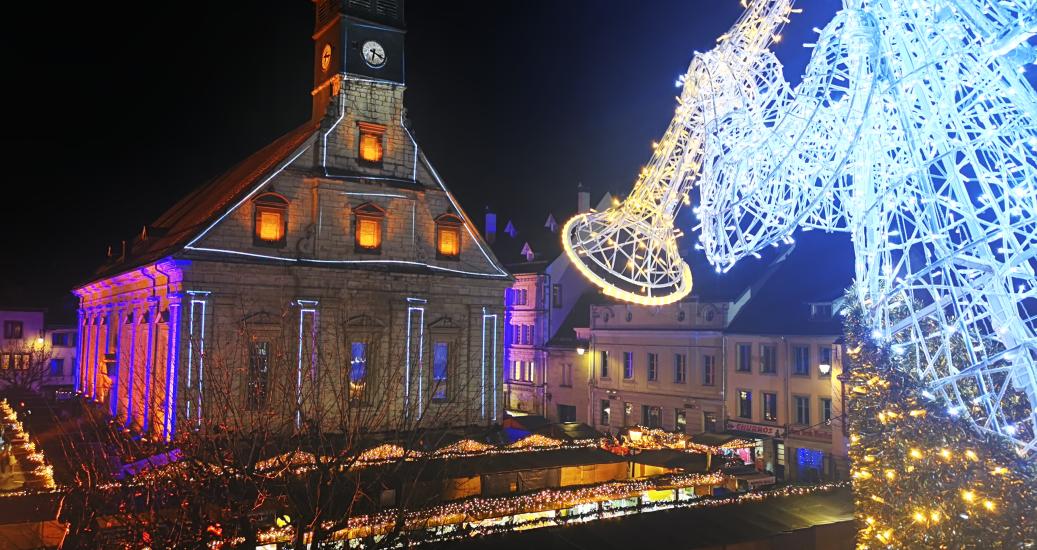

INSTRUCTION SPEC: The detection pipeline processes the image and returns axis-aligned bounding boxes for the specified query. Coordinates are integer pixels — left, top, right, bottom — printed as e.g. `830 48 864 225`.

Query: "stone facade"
73 8 509 440
588 301 728 436
724 333 848 481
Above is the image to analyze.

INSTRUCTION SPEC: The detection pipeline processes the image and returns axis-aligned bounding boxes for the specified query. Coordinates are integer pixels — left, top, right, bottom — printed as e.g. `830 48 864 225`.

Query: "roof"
435 486 855 549
725 232 854 335
546 290 600 346
534 422 604 442
369 447 628 481
629 449 711 472
82 120 321 286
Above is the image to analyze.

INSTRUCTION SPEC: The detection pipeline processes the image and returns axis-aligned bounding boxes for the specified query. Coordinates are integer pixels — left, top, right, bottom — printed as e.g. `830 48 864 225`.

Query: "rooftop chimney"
485 209 497 244
577 184 591 214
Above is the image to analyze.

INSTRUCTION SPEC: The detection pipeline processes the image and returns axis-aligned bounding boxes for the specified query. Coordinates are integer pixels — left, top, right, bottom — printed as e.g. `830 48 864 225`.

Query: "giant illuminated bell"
565 0 1037 456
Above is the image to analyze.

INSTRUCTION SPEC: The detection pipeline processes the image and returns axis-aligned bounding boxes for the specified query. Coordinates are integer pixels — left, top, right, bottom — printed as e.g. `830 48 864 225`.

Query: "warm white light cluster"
568 0 1037 455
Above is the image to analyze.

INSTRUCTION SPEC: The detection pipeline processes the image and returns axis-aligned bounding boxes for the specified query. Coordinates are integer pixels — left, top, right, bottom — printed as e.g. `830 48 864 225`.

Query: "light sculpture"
564 0 1037 456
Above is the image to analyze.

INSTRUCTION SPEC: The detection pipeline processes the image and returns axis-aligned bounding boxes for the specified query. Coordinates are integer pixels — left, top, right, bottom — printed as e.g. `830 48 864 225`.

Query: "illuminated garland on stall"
0 399 57 491
842 297 1037 548
626 426 754 454
255 478 846 546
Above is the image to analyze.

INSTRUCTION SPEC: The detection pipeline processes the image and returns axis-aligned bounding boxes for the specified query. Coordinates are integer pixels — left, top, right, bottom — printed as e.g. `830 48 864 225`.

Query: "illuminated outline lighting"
186 291 210 427
405 304 425 418
295 300 319 430
162 300 181 442
575 0 1037 454
184 247 508 278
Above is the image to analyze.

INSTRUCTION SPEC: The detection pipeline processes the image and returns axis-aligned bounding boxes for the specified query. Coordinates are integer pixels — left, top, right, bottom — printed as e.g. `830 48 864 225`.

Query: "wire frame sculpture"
564 0 1037 456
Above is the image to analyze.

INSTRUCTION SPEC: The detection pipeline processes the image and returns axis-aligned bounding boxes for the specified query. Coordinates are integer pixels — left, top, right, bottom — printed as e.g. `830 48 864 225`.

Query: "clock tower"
312 0 405 120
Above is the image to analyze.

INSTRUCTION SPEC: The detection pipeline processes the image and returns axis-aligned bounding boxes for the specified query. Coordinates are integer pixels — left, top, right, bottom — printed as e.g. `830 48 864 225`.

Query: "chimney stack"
577 183 591 214
485 209 497 244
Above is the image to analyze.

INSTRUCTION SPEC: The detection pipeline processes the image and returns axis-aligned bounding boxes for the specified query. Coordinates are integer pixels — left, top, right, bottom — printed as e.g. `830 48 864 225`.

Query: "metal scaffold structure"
564 0 1037 456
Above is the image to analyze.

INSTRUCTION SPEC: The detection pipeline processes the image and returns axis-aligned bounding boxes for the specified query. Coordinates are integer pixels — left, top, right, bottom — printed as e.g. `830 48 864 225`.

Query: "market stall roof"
690 432 758 447
363 447 628 482
534 422 603 442
629 449 710 472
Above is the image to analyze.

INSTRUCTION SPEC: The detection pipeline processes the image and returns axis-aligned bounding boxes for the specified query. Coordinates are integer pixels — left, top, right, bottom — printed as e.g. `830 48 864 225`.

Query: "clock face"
320 44 333 72
362 40 386 68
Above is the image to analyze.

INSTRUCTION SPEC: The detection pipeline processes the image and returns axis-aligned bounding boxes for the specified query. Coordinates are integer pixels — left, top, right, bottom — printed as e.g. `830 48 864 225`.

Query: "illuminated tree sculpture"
565 0 1037 456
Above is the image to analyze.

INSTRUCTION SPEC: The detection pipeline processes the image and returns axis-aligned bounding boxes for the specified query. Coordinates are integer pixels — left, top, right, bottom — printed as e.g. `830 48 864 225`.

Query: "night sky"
1 0 842 322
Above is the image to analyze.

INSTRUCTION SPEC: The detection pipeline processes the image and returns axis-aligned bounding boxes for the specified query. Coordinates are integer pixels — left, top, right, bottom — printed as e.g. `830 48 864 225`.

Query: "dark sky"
1 0 841 321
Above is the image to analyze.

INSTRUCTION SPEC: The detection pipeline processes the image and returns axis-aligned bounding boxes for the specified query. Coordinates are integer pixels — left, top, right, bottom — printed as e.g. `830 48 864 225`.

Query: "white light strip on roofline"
322 91 346 175
412 147 508 276
183 246 509 278
186 146 313 248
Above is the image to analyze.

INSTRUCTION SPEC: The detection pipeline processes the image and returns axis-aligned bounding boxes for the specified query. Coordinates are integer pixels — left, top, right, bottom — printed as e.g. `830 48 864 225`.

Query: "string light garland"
254 473 845 546
0 399 57 490
842 295 1037 548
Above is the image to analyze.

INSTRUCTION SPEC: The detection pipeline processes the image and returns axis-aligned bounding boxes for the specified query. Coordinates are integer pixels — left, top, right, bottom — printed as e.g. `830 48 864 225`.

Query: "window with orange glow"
357 217 381 250
435 214 463 259
253 194 288 247
357 122 386 165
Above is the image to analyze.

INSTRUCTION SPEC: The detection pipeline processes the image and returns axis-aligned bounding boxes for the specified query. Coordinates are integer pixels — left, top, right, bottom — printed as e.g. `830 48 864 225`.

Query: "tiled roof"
82 120 320 286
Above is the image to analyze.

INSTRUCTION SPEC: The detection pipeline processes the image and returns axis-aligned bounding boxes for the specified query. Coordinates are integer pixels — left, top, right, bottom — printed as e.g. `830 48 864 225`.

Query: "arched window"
435 213 463 259
253 193 288 247
353 202 386 254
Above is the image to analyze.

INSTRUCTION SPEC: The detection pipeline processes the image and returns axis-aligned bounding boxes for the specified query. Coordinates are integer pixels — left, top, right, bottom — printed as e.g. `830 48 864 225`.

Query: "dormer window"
357 121 386 166
253 193 288 247
435 213 463 259
810 302 833 320
353 202 386 253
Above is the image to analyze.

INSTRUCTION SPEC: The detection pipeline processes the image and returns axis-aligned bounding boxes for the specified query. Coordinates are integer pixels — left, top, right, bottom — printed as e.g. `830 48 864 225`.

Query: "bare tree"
54 291 489 549
0 340 54 399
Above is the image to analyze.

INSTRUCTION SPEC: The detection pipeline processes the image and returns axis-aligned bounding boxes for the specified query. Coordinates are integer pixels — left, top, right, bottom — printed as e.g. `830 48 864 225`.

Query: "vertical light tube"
295 300 318 430
491 313 498 422
404 298 426 420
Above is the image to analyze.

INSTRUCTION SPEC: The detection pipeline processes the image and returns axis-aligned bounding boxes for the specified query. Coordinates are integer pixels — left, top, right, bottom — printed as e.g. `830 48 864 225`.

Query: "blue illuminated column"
163 294 182 442
74 308 85 394
141 298 158 433
124 304 140 429
110 305 125 418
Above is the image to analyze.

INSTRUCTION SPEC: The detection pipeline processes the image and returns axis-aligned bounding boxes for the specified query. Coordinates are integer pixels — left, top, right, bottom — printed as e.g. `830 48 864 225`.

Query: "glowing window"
350 342 367 402
353 202 386 253
432 342 448 401
357 121 386 165
435 213 463 259
253 194 288 247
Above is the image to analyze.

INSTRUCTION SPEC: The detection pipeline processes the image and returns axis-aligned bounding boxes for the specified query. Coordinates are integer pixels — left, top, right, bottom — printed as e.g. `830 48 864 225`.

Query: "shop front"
786 425 837 482
725 420 786 477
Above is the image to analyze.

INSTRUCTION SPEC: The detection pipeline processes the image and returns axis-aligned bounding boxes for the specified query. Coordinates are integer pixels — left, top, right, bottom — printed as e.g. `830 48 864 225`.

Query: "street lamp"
576 347 586 356
818 363 831 376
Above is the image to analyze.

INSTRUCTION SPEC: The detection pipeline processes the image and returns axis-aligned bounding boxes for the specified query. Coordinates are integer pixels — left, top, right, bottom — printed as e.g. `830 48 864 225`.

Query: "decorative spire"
544 214 558 233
